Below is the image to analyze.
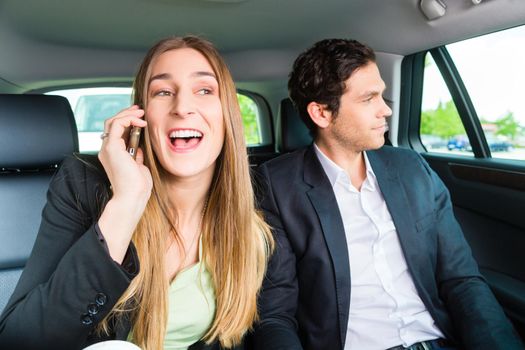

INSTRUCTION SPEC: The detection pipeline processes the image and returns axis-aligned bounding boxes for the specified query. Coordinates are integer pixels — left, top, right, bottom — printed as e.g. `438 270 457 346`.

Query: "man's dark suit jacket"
0 155 241 350
253 145 523 350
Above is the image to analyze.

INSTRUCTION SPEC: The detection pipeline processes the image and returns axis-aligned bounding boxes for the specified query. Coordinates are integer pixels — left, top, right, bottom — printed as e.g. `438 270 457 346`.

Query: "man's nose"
380 97 392 118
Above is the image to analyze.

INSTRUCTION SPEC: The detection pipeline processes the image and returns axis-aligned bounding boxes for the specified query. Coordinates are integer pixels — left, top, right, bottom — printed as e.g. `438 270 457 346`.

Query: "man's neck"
315 139 367 191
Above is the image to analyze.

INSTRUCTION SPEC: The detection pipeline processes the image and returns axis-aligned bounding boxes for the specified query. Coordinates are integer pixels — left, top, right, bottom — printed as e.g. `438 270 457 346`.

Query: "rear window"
47 87 267 152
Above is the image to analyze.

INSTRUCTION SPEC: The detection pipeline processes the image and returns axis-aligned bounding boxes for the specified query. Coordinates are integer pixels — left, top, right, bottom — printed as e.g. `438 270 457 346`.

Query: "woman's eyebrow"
148 73 171 85
191 71 217 80
148 71 217 85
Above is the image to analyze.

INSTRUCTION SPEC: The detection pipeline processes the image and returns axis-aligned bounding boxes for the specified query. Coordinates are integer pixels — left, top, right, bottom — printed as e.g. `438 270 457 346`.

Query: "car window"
420 25 525 161
238 93 261 145
421 53 473 156
447 26 524 160
46 87 132 153
47 88 265 152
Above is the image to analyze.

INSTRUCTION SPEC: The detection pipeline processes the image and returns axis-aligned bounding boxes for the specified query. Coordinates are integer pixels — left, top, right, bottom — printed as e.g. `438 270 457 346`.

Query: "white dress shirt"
314 144 444 350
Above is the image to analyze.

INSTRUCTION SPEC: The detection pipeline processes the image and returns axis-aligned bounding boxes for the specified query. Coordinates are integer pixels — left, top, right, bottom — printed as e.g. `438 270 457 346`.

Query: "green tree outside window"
237 93 260 145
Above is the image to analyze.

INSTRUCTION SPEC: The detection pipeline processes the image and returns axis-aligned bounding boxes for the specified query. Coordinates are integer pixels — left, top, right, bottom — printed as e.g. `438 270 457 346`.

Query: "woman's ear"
306 102 332 129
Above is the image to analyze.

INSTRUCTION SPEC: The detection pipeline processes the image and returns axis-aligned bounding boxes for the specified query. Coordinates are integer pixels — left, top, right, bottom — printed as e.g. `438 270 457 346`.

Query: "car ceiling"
0 0 524 91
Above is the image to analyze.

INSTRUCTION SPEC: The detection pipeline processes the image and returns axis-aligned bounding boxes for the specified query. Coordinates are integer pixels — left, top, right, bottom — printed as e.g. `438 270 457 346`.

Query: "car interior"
1 0 524 343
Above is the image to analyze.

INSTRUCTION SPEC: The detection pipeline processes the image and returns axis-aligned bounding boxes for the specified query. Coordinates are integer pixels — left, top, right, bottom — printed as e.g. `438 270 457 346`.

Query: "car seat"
278 98 313 153
0 94 78 313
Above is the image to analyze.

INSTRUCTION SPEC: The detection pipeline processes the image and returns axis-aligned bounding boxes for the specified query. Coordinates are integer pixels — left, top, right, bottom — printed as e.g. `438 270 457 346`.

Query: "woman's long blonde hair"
98 36 273 349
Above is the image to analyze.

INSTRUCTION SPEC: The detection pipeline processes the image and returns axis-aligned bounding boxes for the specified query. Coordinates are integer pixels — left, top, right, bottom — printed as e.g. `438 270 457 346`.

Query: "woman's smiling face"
145 48 224 180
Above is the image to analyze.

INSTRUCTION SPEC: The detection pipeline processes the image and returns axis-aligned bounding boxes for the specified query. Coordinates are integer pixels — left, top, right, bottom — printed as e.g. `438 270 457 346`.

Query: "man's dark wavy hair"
288 38 376 134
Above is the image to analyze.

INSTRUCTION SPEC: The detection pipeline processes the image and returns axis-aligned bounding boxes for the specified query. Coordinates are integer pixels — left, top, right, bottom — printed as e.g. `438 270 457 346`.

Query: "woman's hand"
97 105 152 263
98 105 151 204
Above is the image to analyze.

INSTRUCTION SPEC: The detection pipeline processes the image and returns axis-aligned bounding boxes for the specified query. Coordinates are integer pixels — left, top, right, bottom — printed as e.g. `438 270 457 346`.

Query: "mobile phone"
127 126 141 159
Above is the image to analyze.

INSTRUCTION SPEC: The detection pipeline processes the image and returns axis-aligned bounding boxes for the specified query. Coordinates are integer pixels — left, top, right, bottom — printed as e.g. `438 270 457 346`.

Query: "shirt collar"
313 143 377 190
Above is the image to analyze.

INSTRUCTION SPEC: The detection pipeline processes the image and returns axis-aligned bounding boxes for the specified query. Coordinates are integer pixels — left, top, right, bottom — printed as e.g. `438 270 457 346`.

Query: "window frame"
429 47 490 158
237 89 274 152
400 47 525 172
401 47 509 160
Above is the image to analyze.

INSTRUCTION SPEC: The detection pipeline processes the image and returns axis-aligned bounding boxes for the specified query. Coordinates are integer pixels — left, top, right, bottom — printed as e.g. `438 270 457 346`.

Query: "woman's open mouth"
168 129 203 152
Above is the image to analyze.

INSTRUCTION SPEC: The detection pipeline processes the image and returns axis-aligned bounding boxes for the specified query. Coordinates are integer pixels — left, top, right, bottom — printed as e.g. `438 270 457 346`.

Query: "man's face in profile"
324 62 392 153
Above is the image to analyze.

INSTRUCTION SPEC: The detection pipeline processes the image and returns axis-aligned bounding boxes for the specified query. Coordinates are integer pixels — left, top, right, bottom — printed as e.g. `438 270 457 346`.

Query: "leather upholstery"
279 98 312 153
0 94 77 169
0 94 77 312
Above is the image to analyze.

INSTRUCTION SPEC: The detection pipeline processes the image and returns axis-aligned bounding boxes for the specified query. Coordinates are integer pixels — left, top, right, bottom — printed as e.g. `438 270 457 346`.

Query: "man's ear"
307 102 332 129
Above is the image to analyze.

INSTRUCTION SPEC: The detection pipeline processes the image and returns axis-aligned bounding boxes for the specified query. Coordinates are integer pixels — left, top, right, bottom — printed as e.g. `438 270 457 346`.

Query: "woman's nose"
170 91 195 118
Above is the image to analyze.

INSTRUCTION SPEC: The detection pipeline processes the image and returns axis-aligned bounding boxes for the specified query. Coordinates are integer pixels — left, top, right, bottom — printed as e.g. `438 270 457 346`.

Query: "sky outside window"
422 25 525 125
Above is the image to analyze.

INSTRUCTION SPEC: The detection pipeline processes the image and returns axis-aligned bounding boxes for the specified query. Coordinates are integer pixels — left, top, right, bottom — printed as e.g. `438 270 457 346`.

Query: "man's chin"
364 139 385 151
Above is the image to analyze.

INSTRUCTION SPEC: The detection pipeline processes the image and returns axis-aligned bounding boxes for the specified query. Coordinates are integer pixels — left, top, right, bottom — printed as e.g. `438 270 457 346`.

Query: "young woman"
0 36 273 350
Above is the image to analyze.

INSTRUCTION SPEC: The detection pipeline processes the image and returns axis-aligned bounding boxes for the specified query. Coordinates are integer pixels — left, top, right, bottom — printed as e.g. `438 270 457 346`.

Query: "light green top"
163 258 216 349
128 240 216 350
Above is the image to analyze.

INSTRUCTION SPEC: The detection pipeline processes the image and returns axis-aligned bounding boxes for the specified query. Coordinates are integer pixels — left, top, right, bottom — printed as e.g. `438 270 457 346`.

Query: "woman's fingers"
98 105 148 186
135 147 145 165
102 105 146 145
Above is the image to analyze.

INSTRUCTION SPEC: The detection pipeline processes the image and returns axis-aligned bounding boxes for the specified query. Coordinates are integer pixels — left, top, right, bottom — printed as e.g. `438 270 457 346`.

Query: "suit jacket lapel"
303 146 351 348
366 150 425 289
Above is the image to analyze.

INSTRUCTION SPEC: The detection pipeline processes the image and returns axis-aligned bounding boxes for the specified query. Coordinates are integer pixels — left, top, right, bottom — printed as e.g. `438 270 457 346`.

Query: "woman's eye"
154 90 172 97
196 88 212 95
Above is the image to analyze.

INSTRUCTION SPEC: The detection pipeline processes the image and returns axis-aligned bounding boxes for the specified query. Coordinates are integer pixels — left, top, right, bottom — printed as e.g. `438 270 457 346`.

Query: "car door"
398 25 525 338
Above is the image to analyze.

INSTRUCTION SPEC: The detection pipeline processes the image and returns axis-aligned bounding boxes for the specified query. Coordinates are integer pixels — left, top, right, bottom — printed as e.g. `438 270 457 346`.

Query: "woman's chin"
163 161 216 180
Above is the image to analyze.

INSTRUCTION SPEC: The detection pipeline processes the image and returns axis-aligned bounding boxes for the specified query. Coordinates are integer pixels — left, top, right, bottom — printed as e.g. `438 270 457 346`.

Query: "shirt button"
81 313 93 325
87 303 99 315
95 293 107 306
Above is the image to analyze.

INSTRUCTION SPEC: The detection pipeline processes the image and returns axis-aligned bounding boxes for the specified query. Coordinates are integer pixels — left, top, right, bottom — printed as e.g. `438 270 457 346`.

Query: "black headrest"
0 94 78 169
279 98 312 153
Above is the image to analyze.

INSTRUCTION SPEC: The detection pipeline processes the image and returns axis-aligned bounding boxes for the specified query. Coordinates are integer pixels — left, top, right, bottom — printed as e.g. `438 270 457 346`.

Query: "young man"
253 39 523 350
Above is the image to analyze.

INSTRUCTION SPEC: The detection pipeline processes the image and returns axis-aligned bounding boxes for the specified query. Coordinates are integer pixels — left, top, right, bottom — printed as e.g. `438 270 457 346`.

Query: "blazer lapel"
303 146 351 348
366 150 425 289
